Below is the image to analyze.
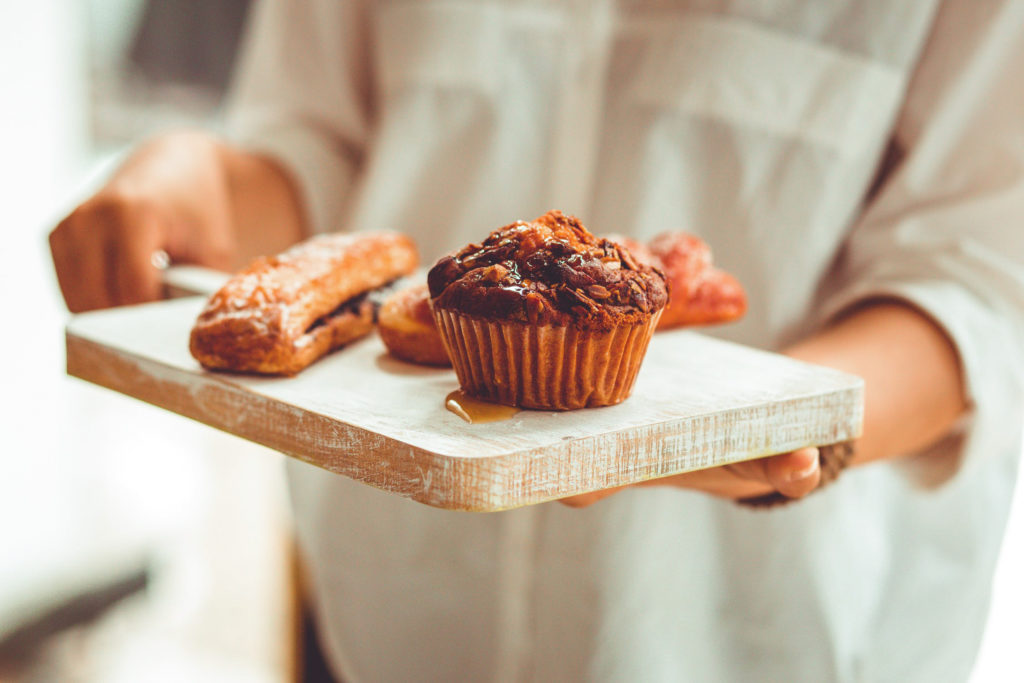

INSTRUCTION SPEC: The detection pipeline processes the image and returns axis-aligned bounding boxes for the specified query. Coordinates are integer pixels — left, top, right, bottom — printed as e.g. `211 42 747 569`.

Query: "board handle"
160 264 230 299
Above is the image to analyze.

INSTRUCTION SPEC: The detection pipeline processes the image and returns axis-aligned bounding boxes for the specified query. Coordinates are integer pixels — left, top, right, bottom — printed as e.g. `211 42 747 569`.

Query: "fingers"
109 215 165 306
761 447 821 499
50 207 114 312
558 485 627 508
557 447 822 510
645 467 772 500
49 197 168 312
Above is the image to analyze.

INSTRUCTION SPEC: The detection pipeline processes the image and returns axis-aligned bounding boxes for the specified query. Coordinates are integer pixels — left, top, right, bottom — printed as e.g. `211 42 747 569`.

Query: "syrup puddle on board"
445 390 521 424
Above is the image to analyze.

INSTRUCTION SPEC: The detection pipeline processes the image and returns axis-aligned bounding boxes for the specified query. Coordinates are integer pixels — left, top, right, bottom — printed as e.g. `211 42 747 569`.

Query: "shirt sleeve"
224 0 372 235
819 0 1024 484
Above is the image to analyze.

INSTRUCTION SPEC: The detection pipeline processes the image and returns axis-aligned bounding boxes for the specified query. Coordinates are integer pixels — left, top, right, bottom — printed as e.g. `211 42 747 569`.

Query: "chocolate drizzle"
428 211 668 330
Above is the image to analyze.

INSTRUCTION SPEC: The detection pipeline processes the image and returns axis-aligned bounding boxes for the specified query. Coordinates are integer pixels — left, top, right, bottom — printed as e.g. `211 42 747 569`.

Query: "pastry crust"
190 232 418 375
378 283 451 367
647 232 746 329
607 232 746 330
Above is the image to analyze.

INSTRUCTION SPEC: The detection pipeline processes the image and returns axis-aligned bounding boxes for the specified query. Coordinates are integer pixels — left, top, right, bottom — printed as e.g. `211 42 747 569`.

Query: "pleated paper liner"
433 308 662 410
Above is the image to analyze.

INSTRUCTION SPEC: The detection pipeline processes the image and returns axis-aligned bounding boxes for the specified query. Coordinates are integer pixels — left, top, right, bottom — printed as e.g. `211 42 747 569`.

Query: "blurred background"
1 2 295 682
1 1 1022 681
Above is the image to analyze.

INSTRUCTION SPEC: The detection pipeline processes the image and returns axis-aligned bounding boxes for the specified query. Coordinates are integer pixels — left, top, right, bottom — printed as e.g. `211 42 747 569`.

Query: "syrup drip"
445 390 520 424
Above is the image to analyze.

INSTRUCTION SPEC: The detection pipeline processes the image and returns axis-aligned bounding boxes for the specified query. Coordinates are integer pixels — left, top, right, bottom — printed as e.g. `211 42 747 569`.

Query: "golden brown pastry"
190 232 418 375
647 232 746 329
606 232 746 330
378 283 451 367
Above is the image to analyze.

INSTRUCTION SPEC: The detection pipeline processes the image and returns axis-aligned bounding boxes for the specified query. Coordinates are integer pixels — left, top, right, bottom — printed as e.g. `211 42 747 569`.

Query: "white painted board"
65 297 863 511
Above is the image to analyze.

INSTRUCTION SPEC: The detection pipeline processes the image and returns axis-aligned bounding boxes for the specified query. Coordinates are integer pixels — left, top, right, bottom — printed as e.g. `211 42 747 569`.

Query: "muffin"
427 210 668 410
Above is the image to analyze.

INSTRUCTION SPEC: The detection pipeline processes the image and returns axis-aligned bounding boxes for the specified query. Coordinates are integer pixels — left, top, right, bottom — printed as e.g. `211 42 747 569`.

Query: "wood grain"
65 298 863 511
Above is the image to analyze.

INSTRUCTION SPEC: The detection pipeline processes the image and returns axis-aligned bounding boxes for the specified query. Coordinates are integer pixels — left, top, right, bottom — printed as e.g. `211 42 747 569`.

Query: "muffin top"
427 211 669 330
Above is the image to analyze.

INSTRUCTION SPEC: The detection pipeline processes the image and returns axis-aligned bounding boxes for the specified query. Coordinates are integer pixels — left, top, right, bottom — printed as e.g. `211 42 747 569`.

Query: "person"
49 1 1024 680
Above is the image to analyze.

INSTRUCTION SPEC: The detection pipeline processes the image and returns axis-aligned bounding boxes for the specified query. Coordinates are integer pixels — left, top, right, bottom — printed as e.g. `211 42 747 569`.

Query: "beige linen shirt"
228 1 1024 680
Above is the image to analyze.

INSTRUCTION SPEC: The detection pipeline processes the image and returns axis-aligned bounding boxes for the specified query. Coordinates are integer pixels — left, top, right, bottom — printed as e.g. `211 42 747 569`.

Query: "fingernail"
787 449 819 481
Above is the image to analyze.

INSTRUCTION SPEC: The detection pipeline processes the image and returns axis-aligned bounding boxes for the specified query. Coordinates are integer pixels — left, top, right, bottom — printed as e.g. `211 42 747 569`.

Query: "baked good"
190 232 418 375
647 232 746 329
603 234 654 267
606 232 746 329
378 283 451 366
427 210 668 410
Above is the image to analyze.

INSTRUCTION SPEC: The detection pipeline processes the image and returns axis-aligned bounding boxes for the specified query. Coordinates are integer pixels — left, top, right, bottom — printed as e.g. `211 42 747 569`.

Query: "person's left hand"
558 447 821 507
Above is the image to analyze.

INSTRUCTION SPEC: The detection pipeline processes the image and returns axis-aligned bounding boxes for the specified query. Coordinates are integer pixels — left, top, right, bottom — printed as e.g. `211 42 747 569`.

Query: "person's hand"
49 132 237 313
558 447 821 507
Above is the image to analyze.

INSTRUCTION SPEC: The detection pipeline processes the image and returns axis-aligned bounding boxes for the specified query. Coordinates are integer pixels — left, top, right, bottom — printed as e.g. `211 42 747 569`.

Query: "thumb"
762 447 821 499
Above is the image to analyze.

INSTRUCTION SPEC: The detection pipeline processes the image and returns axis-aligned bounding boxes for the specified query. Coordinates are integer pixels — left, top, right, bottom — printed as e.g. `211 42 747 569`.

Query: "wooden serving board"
65 297 863 512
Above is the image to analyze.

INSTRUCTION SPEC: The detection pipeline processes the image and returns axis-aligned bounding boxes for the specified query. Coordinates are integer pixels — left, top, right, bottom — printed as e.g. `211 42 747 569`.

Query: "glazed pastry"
606 232 746 330
647 232 746 329
378 283 451 367
190 232 418 375
428 210 668 410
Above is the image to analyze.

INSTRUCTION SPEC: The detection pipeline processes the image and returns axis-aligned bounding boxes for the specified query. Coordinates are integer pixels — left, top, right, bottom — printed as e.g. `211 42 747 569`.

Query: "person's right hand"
49 131 238 313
